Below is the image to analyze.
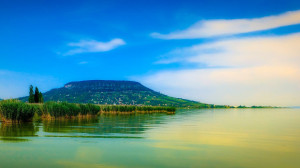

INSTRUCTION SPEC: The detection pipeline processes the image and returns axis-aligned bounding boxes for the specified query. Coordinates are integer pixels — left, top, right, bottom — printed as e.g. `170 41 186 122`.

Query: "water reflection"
42 118 99 133
0 109 299 168
42 114 169 138
0 122 38 142
0 113 171 141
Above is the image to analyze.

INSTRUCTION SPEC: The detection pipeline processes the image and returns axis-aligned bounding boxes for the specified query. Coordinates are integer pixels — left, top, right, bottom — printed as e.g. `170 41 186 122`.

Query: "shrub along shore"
0 100 176 123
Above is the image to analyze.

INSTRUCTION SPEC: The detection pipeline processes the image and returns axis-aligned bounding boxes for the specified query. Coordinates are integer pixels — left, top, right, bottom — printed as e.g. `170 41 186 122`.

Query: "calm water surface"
0 108 299 168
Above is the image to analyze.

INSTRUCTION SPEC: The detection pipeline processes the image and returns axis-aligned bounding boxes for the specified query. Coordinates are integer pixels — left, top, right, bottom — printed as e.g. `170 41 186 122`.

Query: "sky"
0 0 300 106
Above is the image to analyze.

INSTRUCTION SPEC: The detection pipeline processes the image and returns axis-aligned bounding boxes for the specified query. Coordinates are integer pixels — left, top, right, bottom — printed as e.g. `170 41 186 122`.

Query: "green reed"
0 100 175 122
43 102 100 118
0 100 36 122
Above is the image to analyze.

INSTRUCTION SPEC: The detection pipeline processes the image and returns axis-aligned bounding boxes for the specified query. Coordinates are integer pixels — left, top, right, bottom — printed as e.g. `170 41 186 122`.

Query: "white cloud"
140 33 300 106
64 38 125 56
151 10 300 39
158 33 300 66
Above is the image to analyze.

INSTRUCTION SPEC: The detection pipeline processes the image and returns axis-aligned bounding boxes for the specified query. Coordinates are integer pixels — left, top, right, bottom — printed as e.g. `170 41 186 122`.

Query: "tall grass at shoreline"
0 100 36 122
42 102 100 118
0 100 176 122
0 100 100 122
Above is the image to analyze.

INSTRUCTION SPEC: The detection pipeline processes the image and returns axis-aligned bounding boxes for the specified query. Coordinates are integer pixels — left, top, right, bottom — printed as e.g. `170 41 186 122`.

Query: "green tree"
39 92 44 103
34 87 40 103
29 85 35 103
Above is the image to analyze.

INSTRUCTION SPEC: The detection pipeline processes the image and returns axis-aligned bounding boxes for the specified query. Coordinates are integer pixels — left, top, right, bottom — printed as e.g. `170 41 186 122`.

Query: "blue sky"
1 0 300 106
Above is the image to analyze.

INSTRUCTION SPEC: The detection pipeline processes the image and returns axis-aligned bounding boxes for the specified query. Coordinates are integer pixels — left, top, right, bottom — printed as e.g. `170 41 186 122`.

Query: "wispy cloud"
64 38 126 56
151 10 300 39
157 33 300 66
140 33 300 106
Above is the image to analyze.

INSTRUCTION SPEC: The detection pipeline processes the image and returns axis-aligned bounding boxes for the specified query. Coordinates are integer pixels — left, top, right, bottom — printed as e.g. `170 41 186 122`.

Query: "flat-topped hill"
19 80 209 108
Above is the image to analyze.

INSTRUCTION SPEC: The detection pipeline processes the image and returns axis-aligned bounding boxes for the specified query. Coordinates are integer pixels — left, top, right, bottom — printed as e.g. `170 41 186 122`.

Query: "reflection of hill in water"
42 114 170 138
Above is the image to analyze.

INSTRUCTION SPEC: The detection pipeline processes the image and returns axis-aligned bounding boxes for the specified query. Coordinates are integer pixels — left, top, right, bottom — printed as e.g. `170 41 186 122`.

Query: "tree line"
29 85 44 103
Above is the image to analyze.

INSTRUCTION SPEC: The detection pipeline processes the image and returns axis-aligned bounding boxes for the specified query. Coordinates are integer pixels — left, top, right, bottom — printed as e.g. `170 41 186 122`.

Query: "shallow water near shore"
0 108 299 168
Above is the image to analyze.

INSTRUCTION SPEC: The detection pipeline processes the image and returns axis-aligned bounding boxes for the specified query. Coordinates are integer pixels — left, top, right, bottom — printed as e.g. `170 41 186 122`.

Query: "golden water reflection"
148 109 300 168
0 109 299 168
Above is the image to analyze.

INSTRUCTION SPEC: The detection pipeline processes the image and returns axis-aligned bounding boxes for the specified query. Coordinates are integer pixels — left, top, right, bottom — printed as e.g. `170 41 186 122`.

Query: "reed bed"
0 100 37 122
0 101 100 122
0 100 176 122
42 102 100 119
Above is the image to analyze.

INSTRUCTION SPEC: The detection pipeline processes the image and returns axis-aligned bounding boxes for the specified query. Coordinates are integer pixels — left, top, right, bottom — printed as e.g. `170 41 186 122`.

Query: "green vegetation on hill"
19 80 213 108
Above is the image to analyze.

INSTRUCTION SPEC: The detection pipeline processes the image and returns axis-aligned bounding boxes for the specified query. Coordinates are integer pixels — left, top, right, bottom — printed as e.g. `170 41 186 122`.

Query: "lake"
0 108 299 168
